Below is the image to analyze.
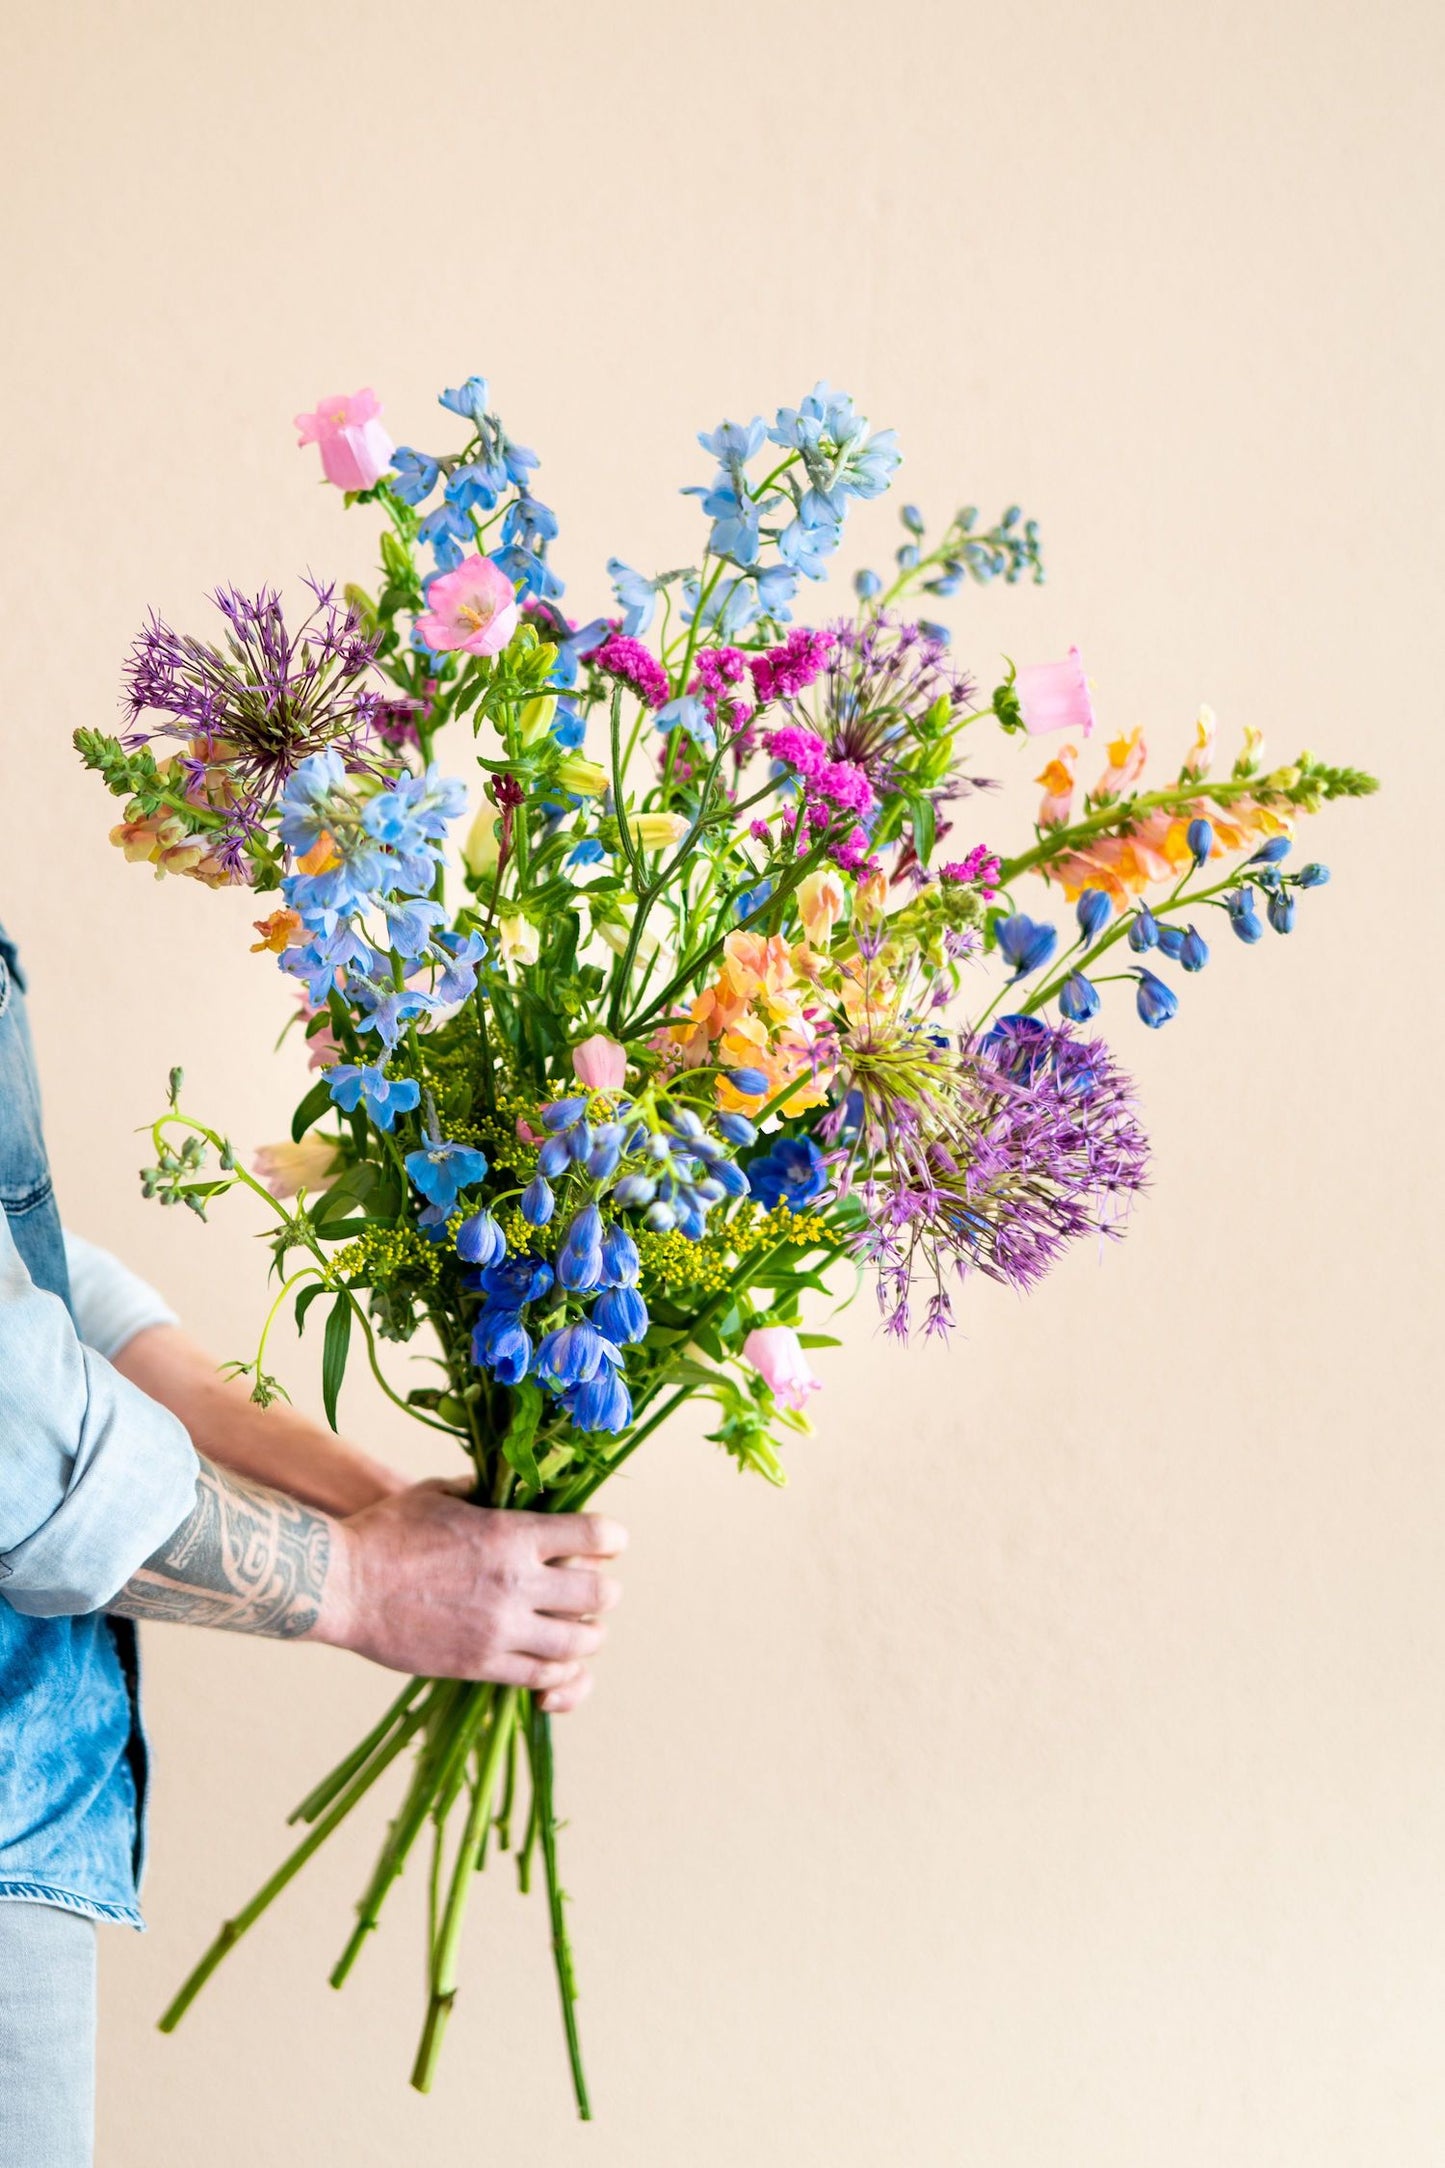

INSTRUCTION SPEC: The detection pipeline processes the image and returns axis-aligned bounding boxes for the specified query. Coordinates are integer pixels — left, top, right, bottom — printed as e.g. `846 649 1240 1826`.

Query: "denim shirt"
0 922 198 1925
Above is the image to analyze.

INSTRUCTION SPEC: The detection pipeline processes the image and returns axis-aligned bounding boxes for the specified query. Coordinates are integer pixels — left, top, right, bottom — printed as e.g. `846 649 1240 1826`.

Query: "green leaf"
909 793 936 867
797 1333 843 1349
291 1079 335 1143
499 1379 544 1490
294 1281 330 1334
321 1294 352 1432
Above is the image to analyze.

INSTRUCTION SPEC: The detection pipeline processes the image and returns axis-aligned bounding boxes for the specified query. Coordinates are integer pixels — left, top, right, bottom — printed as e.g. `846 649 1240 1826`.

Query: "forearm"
112 1323 406 1516
109 1454 346 1641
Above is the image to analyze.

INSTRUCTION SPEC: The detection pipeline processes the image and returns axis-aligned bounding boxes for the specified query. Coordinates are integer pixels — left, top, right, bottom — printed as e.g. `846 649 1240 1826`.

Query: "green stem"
158 1698 429 2033
287 1677 428 1826
410 1688 518 2094
529 1704 591 2121
997 774 1271 886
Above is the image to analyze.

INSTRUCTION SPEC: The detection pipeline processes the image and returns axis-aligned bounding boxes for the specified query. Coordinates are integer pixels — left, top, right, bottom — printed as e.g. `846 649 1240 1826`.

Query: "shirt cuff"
0 1351 199 1616
62 1230 179 1359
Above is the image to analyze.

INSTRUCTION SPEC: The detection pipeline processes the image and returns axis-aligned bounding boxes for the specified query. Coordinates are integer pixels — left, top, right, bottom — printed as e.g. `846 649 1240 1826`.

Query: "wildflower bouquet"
77 373 1375 2114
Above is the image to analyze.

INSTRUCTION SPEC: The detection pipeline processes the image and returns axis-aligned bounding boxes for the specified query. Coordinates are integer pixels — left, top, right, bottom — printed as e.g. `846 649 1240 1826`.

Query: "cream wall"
2 1 1441 2161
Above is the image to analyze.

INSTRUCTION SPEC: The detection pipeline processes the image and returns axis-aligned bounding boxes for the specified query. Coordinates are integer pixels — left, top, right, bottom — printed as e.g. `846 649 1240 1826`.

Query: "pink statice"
590 634 670 709
692 645 754 735
765 724 829 781
748 627 837 706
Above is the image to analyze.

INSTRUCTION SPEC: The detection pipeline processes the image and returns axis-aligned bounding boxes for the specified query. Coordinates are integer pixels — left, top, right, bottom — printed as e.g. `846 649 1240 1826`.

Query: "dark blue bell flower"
1058 972 1101 1022
1127 903 1160 953
456 1209 507 1267
520 1174 554 1226
593 1285 649 1346
642 1200 676 1232
537 1133 571 1179
586 1127 623 1182
541 1097 588 1132
599 1223 640 1288
1076 889 1112 940
728 1067 770 1097
613 1173 656 1208
1186 817 1214 868
1157 924 1188 961
696 1176 726 1204
564 1119 593 1163
1227 889 1264 943
1135 970 1179 1028
1297 862 1330 888
668 1106 705 1141
566 1362 632 1436
996 912 1059 978
1249 836 1292 865
716 1111 757 1147
536 1318 610 1391
1177 924 1209 971
1267 891 1296 934
712 1157 749 1198
472 1308 532 1387
479 1254 554 1307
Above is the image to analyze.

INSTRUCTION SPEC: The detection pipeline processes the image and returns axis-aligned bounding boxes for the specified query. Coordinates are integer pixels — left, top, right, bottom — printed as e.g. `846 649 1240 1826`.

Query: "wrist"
308 1513 360 1651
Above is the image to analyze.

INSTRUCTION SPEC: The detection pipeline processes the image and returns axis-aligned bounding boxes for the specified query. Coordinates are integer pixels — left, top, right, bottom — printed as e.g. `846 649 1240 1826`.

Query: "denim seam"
0 1878 143 1929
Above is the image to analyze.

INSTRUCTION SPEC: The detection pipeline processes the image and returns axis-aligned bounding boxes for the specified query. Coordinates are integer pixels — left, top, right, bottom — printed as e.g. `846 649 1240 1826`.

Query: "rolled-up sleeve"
0 1216 198 1616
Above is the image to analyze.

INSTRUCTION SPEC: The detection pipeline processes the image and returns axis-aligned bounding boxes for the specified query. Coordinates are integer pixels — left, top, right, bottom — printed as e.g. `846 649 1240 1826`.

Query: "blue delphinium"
745 1135 829 1210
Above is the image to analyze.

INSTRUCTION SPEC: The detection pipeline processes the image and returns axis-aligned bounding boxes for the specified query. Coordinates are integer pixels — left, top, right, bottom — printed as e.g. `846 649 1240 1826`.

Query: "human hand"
313 1480 626 1713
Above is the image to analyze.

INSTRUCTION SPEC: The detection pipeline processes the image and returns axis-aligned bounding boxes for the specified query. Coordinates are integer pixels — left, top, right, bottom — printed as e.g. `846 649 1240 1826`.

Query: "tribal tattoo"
111 1455 331 1639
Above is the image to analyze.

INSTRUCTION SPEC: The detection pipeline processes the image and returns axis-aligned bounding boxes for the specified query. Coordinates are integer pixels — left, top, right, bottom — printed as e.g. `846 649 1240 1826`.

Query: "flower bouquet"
77 372 1376 2114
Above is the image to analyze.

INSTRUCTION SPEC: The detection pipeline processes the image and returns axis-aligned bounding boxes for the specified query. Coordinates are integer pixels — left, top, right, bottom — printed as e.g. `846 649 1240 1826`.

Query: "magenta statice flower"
748 626 837 705
589 634 670 710
122 577 383 865
941 846 1002 898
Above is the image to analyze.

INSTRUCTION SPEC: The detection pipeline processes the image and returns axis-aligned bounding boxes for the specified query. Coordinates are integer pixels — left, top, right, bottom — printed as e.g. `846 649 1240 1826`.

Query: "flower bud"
727 1066 770 1098
628 811 690 850
1249 836 1292 865
1076 888 1112 940
555 754 609 797
1186 817 1214 868
520 1175 554 1226
1178 924 1209 972
1134 970 1179 1028
1127 903 1160 953
1267 891 1296 934
456 1209 507 1266
1296 862 1330 888
463 804 503 879
1059 972 1101 1021
1227 889 1264 944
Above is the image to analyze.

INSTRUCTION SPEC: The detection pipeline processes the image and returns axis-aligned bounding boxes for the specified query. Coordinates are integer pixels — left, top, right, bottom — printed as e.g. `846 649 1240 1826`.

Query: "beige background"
2 0 1441 2160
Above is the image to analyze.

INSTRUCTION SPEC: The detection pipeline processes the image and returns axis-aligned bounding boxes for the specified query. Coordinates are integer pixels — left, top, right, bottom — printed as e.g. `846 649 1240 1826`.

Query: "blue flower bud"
712 1157 749 1198
537 1134 571 1179
696 1176 727 1204
1058 971 1101 1022
1227 889 1264 944
674 1196 708 1239
642 1200 676 1232
996 912 1059 978
901 502 926 535
541 1097 588 1132
716 1111 757 1147
536 1320 608 1390
456 1209 507 1266
586 1133 622 1182
1250 836 1292 865
853 568 882 600
479 1255 553 1307
1157 925 1187 961
668 1106 706 1140
1186 817 1214 868
1076 889 1112 940
520 1174 554 1227
1297 862 1330 888
1135 970 1179 1028
1127 903 1160 953
599 1223 640 1288
565 1363 632 1436
565 1119 593 1163
1267 891 1296 934
1178 925 1209 972
612 1173 656 1208
471 1308 531 1386
647 1133 671 1161
727 1067 770 1097
593 1285 649 1345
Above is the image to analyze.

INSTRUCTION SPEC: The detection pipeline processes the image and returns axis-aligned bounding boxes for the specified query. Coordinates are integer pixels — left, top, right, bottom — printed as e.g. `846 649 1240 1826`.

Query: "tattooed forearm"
110 1456 331 1639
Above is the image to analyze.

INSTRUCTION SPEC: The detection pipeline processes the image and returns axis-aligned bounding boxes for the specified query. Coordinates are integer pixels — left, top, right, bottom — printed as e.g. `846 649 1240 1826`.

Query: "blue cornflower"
1076 889 1112 940
996 913 1059 978
607 558 658 637
405 1137 489 1211
439 376 490 424
593 1285 648 1346
472 1308 531 1387
327 1063 420 1132
456 1209 506 1267
745 1135 828 1210
389 446 440 505
1059 972 1101 1021
1135 971 1179 1028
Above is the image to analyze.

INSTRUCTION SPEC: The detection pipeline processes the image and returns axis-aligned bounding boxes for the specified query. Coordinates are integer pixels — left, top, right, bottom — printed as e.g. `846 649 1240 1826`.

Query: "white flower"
498 913 540 967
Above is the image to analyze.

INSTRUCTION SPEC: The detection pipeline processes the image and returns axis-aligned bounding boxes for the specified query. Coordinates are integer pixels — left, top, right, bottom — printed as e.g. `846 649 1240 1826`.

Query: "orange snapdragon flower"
669 929 833 1114
1035 747 1078 829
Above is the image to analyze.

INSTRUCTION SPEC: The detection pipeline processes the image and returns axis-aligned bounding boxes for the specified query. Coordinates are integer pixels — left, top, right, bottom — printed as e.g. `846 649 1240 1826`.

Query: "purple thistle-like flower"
837 1010 1149 1336
122 576 384 857
785 611 981 799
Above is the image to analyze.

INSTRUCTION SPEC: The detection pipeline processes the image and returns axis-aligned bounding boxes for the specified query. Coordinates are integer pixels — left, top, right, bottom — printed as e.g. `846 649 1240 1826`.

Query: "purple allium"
589 634 670 710
780 611 984 814
835 1003 1149 1336
122 577 383 858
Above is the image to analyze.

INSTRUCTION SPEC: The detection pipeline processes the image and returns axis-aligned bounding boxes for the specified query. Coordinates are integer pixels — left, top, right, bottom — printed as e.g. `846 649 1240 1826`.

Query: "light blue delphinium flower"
389 446 439 505
607 558 659 637
405 1135 489 1212
326 1062 421 1131
439 376 490 424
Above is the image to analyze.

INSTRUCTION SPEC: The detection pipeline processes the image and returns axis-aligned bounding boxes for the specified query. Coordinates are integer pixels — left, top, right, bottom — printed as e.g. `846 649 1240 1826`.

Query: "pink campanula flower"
572 1034 628 1092
1015 647 1096 739
294 389 394 492
416 554 520 657
743 1325 821 1412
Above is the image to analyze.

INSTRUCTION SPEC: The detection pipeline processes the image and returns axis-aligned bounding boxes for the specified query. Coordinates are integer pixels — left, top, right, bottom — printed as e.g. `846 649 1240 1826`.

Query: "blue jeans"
0 1901 95 2166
